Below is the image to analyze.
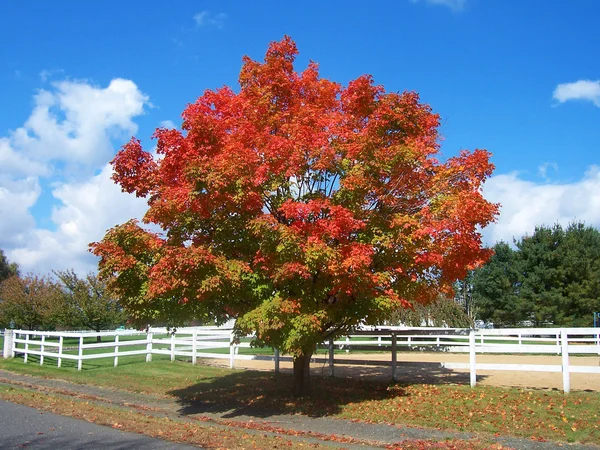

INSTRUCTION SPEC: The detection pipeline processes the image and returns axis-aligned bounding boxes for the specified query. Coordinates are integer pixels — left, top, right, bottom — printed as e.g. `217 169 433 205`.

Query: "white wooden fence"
3 326 600 393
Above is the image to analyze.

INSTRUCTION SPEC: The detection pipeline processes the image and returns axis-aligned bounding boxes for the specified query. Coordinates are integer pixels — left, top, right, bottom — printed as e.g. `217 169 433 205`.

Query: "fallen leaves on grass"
336 384 600 444
0 387 323 449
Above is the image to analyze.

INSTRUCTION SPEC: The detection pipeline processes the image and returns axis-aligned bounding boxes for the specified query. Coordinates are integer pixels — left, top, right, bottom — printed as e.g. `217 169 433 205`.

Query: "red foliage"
91 36 498 357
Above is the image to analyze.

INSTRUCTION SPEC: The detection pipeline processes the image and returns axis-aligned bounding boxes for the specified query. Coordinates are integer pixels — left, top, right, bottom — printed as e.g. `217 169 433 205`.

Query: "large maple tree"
91 37 498 394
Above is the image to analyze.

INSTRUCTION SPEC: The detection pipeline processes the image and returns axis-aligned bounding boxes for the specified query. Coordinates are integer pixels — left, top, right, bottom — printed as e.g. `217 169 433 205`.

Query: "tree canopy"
55 270 126 339
471 222 600 327
0 249 19 283
91 37 498 394
0 275 63 330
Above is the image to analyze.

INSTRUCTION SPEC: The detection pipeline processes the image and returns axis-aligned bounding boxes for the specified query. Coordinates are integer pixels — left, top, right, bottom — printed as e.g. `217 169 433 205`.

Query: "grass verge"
0 356 598 445
0 383 509 450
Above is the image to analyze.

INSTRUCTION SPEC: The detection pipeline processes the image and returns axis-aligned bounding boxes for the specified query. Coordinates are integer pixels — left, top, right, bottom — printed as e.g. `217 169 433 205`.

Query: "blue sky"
1 0 599 275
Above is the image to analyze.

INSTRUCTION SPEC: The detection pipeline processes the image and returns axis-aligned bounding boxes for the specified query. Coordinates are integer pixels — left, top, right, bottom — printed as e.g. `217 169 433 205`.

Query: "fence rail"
3 326 600 393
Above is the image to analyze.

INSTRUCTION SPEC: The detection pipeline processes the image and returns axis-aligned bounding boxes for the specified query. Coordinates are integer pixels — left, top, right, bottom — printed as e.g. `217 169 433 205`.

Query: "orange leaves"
93 36 499 354
279 199 365 242
111 138 157 198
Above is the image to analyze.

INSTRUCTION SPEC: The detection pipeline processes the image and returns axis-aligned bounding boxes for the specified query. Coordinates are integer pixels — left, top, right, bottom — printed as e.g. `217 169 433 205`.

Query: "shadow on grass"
8 353 155 371
168 361 487 419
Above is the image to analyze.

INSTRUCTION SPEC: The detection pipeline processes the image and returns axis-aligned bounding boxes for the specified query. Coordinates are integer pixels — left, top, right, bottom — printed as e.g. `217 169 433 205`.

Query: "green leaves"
91 38 498 391
470 222 600 327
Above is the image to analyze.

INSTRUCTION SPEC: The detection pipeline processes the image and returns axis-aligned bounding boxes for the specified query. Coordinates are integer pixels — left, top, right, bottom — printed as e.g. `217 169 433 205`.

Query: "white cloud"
0 176 41 248
10 78 148 172
9 164 148 275
193 10 227 28
1 78 151 276
553 80 600 107
482 166 600 245
160 120 176 129
410 0 467 11
537 162 558 181
0 138 49 177
39 69 64 83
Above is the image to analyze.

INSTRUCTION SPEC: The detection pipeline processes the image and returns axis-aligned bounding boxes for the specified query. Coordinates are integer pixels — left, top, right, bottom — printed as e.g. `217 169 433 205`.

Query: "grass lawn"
0 356 598 445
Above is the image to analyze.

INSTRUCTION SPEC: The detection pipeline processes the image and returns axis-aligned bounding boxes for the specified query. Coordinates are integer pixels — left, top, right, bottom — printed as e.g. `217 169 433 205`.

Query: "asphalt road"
0 400 200 449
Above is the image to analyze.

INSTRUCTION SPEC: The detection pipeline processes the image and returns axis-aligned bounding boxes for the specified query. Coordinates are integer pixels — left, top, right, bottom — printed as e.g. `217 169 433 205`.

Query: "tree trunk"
96 328 102 343
293 350 313 396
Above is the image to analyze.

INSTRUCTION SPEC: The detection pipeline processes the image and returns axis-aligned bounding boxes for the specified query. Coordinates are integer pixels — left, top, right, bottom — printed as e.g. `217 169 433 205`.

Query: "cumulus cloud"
410 0 467 11
193 10 227 28
159 120 176 129
482 166 600 245
9 164 148 275
553 80 600 107
1 78 151 276
9 78 149 172
0 176 41 248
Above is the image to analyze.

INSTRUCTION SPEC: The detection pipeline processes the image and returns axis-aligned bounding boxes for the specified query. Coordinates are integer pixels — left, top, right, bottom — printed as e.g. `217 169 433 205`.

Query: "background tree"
558 223 600 326
389 294 473 327
469 222 600 327
454 270 477 322
0 275 63 330
471 242 525 327
516 224 566 326
0 249 19 283
91 37 498 395
55 270 127 341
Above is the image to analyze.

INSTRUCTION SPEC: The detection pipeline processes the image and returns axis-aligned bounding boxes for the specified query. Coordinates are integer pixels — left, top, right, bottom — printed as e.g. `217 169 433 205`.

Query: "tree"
469 223 600 327
518 223 600 327
389 294 473 328
0 249 19 283
516 224 566 326
55 270 127 341
471 242 525 327
91 37 498 395
0 275 63 330
559 223 600 326
454 270 477 322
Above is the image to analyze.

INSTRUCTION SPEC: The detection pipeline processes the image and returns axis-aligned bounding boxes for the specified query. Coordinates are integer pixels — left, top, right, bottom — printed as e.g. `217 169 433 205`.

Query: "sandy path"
204 351 600 392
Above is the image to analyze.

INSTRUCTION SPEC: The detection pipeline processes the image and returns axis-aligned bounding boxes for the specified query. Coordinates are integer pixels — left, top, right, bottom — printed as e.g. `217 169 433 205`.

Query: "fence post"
345 336 350 353
58 335 63 368
469 329 476 388
146 331 153 362
518 333 522 348
114 334 119 367
24 334 29 364
229 331 235 369
274 348 280 374
328 337 334 377
391 333 397 382
77 336 83 371
192 329 197 365
561 329 570 394
3 330 14 359
170 333 175 361
556 332 560 355
40 335 45 366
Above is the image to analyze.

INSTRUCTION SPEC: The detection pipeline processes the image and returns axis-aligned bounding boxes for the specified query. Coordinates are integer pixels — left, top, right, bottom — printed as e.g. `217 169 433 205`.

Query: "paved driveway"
0 400 200 449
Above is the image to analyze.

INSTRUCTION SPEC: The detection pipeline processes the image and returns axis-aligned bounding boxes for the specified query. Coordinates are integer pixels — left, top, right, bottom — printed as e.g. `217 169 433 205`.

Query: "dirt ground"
206 352 600 392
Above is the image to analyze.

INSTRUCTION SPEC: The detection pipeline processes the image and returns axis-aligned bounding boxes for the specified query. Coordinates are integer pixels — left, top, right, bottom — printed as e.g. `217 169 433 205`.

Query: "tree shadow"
167 360 488 419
